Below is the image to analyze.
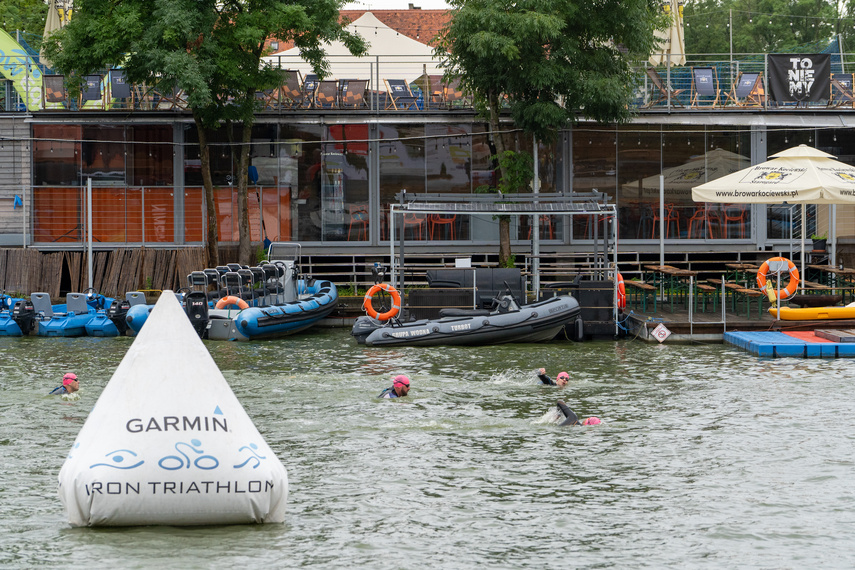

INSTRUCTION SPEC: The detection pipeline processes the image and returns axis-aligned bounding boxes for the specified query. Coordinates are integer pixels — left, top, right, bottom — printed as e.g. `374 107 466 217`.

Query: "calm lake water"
1 330 854 568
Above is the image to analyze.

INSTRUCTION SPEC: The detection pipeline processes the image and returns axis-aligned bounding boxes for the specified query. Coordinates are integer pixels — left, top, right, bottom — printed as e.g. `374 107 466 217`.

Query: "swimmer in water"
556 400 600 426
49 372 79 396
538 368 569 387
378 375 410 398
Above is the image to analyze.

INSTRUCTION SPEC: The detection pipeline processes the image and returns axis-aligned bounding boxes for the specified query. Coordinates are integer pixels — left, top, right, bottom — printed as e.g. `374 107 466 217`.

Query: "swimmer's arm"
537 371 556 385
556 400 581 426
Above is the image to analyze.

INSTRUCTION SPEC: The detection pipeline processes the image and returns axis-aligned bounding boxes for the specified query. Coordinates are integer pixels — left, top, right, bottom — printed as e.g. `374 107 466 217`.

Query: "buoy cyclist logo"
158 439 219 471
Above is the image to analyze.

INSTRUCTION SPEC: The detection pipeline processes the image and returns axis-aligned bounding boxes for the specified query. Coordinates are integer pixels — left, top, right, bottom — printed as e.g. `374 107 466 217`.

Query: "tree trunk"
488 90 512 267
194 113 219 269
237 121 252 265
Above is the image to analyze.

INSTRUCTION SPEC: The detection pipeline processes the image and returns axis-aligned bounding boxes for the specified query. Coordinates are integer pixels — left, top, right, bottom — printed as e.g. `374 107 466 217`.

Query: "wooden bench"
695 283 718 312
734 288 765 319
624 280 657 312
802 280 833 291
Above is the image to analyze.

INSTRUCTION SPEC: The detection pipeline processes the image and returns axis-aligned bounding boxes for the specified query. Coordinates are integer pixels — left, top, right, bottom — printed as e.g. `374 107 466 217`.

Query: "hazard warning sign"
651 323 671 343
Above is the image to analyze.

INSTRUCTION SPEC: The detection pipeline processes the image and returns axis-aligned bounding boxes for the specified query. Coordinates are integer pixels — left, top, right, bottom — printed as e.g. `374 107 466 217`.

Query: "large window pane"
129 125 173 186
33 124 81 186
82 125 125 184
380 124 424 241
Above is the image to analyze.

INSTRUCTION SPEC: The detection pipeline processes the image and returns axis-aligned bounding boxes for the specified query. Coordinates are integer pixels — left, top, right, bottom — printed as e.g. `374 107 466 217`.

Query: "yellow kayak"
770 306 855 320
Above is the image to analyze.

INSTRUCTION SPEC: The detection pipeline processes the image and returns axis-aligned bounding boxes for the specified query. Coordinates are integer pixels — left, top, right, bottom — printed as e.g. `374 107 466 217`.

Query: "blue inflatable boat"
0 294 27 336
30 290 116 337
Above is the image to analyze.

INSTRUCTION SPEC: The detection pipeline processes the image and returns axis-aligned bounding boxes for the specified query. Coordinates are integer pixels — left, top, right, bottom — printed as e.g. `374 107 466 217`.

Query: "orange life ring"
616 272 626 310
215 296 249 310
756 257 800 300
363 283 401 321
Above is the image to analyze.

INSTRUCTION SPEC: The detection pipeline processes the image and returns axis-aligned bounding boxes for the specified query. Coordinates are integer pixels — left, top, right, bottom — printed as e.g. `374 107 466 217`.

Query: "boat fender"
433 326 439 332
531 312 538 318
483 319 490 326
215 296 249 310
574 317 584 341
363 283 401 321
756 257 799 300
617 273 626 310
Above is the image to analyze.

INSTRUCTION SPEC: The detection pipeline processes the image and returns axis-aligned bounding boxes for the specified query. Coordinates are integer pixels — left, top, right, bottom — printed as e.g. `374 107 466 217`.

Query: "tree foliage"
437 0 660 265
0 0 48 50
437 0 661 141
685 0 845 54
44 0 365 266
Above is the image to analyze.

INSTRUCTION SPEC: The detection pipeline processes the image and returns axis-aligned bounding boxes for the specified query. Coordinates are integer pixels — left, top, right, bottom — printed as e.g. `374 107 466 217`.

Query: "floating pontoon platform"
724 330 855 358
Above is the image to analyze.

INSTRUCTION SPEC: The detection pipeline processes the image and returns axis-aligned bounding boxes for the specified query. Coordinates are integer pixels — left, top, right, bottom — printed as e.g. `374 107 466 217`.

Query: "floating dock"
724 330 855 358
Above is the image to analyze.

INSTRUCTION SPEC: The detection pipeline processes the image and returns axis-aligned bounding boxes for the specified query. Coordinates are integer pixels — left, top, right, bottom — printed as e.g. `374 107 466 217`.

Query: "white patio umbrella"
692 144 855 306
624 148 749 206
39 0 64 69
649 0 686 67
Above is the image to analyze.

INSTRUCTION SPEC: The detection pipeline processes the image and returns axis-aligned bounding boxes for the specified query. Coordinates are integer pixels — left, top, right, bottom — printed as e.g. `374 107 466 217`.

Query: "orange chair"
651 204 681 238
402 213 427 240
347 204 369 241
581 214 616 240
429 213 457 239
723 204 748 238
527 215 555 239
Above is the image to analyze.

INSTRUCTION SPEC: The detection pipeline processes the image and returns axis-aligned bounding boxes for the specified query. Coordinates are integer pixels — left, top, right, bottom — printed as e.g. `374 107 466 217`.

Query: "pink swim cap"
557 372 569 381
582 417 601 426
62 372 77 386
393 375 410 387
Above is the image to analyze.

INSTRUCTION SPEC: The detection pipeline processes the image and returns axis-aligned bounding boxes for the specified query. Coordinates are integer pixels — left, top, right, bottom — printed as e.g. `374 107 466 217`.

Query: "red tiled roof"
266 9 451 53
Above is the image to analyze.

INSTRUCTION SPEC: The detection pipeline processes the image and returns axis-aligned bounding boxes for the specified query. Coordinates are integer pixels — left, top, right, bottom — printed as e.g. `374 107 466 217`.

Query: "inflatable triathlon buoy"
756 257 800 301
363 283 401 321
57 291 288 527
616 273 626 310
215 296 249 310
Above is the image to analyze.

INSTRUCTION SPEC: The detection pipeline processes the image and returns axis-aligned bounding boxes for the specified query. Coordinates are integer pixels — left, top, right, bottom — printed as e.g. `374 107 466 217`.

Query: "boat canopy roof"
391 191 615 217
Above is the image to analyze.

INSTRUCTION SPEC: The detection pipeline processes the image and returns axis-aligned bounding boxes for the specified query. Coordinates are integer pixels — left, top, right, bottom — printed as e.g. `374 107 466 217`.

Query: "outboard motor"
107 300 132 335
11 299 36 335
184 291 210 338
351 315 383 345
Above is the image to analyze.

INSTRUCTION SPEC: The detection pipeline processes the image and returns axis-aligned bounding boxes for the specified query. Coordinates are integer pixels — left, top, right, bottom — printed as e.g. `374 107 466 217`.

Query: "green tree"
44 0 365 267
684 0 842 55
437 0 660 266
0 0 48 51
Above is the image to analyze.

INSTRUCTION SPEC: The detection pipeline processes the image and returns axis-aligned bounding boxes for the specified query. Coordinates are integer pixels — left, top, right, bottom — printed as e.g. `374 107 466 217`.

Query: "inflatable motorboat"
352 285 582 347
0 290 115 337
126 244 338 341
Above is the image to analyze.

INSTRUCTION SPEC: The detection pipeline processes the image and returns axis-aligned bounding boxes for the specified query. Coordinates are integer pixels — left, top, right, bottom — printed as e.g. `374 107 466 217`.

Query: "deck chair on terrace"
645 68 685 107
278 69 305 108
384 79 419 110
303 74 318 107
340 79 368 109
829 73 855 109
42 74 67 109
108 69 132 109
442 77 468 108
314 80 339 108
725 72 764 107
690 67 720 108
80 75 104 110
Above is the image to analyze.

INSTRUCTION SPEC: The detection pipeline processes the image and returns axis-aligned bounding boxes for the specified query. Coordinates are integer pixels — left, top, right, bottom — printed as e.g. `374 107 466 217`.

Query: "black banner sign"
768 54 830 102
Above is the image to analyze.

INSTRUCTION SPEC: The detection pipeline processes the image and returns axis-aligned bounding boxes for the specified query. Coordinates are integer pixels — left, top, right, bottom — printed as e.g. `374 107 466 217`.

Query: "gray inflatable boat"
351 292 582 347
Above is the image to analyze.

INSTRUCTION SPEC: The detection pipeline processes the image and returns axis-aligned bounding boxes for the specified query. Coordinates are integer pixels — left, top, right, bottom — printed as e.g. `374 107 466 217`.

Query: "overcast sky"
342 0 450 9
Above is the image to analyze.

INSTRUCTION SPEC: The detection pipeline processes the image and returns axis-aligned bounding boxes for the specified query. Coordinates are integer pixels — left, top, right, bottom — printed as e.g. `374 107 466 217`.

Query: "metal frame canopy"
388 191 619 320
